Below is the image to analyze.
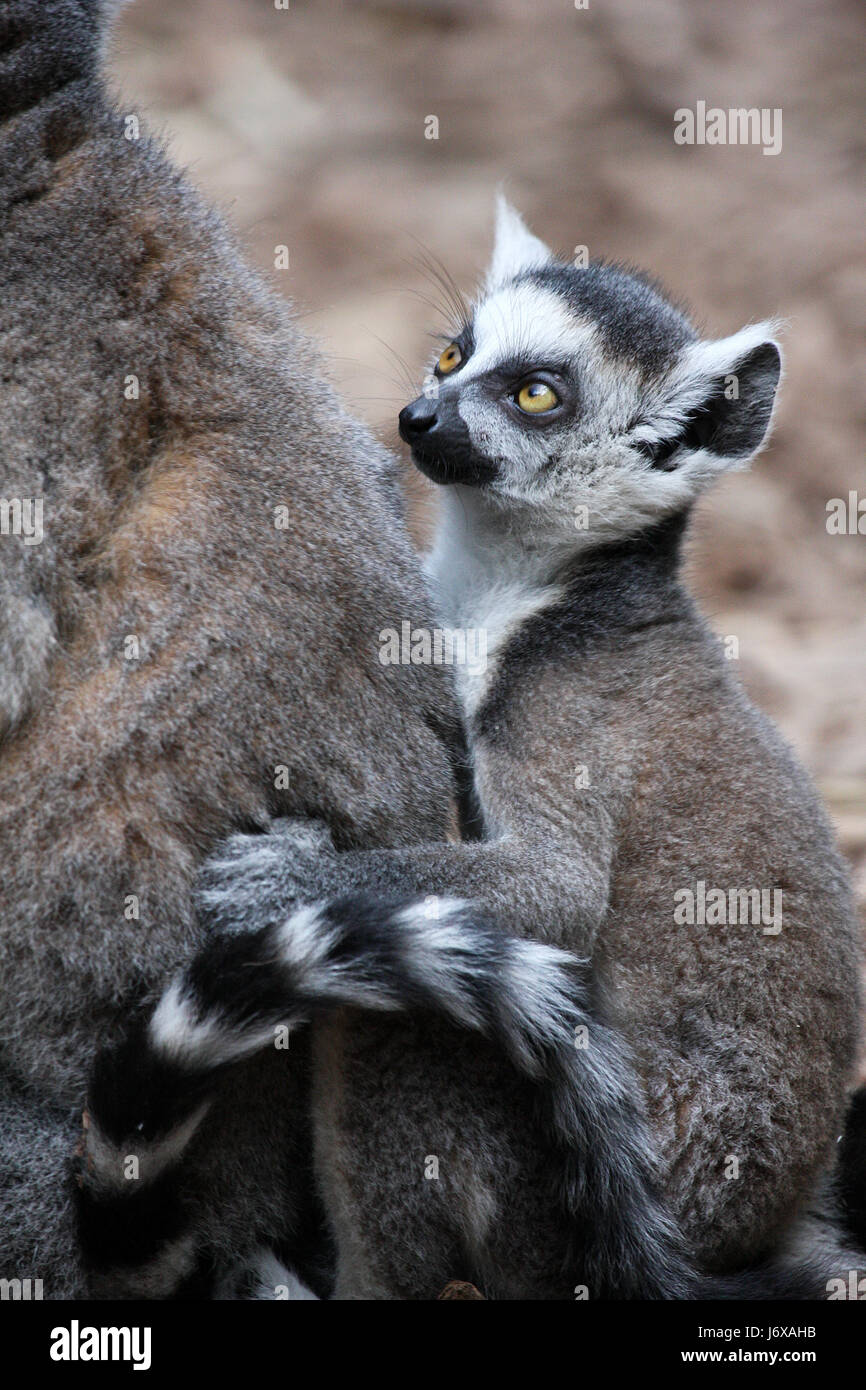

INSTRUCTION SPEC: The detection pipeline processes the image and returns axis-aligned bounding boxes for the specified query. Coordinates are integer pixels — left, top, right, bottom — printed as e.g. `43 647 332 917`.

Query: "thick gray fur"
0 0 463 1297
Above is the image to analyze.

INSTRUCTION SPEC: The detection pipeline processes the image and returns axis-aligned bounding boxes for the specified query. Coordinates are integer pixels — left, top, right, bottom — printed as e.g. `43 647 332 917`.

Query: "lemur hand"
196 817 336 934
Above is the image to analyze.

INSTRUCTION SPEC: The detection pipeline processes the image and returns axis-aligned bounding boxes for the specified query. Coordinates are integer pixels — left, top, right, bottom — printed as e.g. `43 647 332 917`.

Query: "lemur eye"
437 343 463 375
516 381 559 414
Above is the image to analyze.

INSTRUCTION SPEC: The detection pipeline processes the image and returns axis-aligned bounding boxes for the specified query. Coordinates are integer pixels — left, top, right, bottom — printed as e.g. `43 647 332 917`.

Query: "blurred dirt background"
110 0 866 929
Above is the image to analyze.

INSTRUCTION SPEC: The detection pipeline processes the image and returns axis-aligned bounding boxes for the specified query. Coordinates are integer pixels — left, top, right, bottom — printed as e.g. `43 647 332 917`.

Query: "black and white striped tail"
78 893 696 1298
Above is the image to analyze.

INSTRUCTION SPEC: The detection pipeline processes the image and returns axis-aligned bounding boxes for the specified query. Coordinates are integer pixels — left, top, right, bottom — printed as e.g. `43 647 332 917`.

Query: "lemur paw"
196 817 335 933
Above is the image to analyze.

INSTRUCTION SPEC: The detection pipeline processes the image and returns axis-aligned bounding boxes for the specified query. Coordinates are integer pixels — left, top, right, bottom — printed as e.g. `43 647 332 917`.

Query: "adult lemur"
0 0 474 1297
83 193 865 1297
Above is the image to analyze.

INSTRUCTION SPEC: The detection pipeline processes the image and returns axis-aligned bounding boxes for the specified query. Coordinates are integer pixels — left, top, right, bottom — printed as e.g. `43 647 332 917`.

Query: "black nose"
398 396 438 442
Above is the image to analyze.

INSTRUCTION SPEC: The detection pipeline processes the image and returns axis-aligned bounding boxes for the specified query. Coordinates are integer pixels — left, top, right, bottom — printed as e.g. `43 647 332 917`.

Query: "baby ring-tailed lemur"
82 199 864 1299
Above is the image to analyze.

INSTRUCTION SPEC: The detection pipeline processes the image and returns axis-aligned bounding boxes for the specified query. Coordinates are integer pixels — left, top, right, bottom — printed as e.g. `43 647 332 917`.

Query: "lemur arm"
197 816 613 956
199 666 628 954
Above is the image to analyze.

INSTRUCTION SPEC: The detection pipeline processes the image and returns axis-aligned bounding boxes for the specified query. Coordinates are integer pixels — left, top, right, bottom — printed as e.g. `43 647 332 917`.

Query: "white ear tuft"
485 195 554 290
640 320 783 478
679 320 784 393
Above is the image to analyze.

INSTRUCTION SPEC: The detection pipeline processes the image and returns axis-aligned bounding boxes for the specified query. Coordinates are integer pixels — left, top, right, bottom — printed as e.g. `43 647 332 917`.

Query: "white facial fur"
423 204 781 721
429 201 781 554
449 279 648 527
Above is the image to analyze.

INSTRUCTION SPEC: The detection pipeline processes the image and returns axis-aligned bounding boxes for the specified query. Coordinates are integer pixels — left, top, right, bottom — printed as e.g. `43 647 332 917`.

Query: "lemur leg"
181 1039 329 1298
639 1035 843 1273
312 1013 572 1300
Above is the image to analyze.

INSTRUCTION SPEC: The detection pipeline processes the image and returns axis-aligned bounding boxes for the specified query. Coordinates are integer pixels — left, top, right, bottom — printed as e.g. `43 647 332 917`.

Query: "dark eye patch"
480 361 577 425
480 356 572 391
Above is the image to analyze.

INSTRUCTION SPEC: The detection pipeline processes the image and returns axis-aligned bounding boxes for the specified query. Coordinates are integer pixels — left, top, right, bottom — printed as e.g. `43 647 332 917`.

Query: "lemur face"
399 198 782 544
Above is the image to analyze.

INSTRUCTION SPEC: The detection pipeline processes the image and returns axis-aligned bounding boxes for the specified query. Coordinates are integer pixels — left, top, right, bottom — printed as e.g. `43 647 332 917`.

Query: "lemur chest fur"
425 487 567 719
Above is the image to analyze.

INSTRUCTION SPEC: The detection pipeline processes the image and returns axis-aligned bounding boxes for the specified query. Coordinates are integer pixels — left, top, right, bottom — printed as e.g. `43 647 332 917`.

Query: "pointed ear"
485 195 554 291
637 323 783 473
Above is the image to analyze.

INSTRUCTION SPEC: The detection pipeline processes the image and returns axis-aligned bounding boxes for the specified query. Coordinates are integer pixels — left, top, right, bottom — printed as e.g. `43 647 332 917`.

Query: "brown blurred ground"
110 0 866 923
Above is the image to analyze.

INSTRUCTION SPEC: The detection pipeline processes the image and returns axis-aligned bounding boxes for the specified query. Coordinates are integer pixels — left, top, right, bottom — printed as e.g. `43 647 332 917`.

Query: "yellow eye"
437 343 463 375
516 381 559 414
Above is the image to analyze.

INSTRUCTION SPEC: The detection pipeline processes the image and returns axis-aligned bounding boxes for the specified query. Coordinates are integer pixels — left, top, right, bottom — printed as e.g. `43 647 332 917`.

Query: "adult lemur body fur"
0 0 463 1296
